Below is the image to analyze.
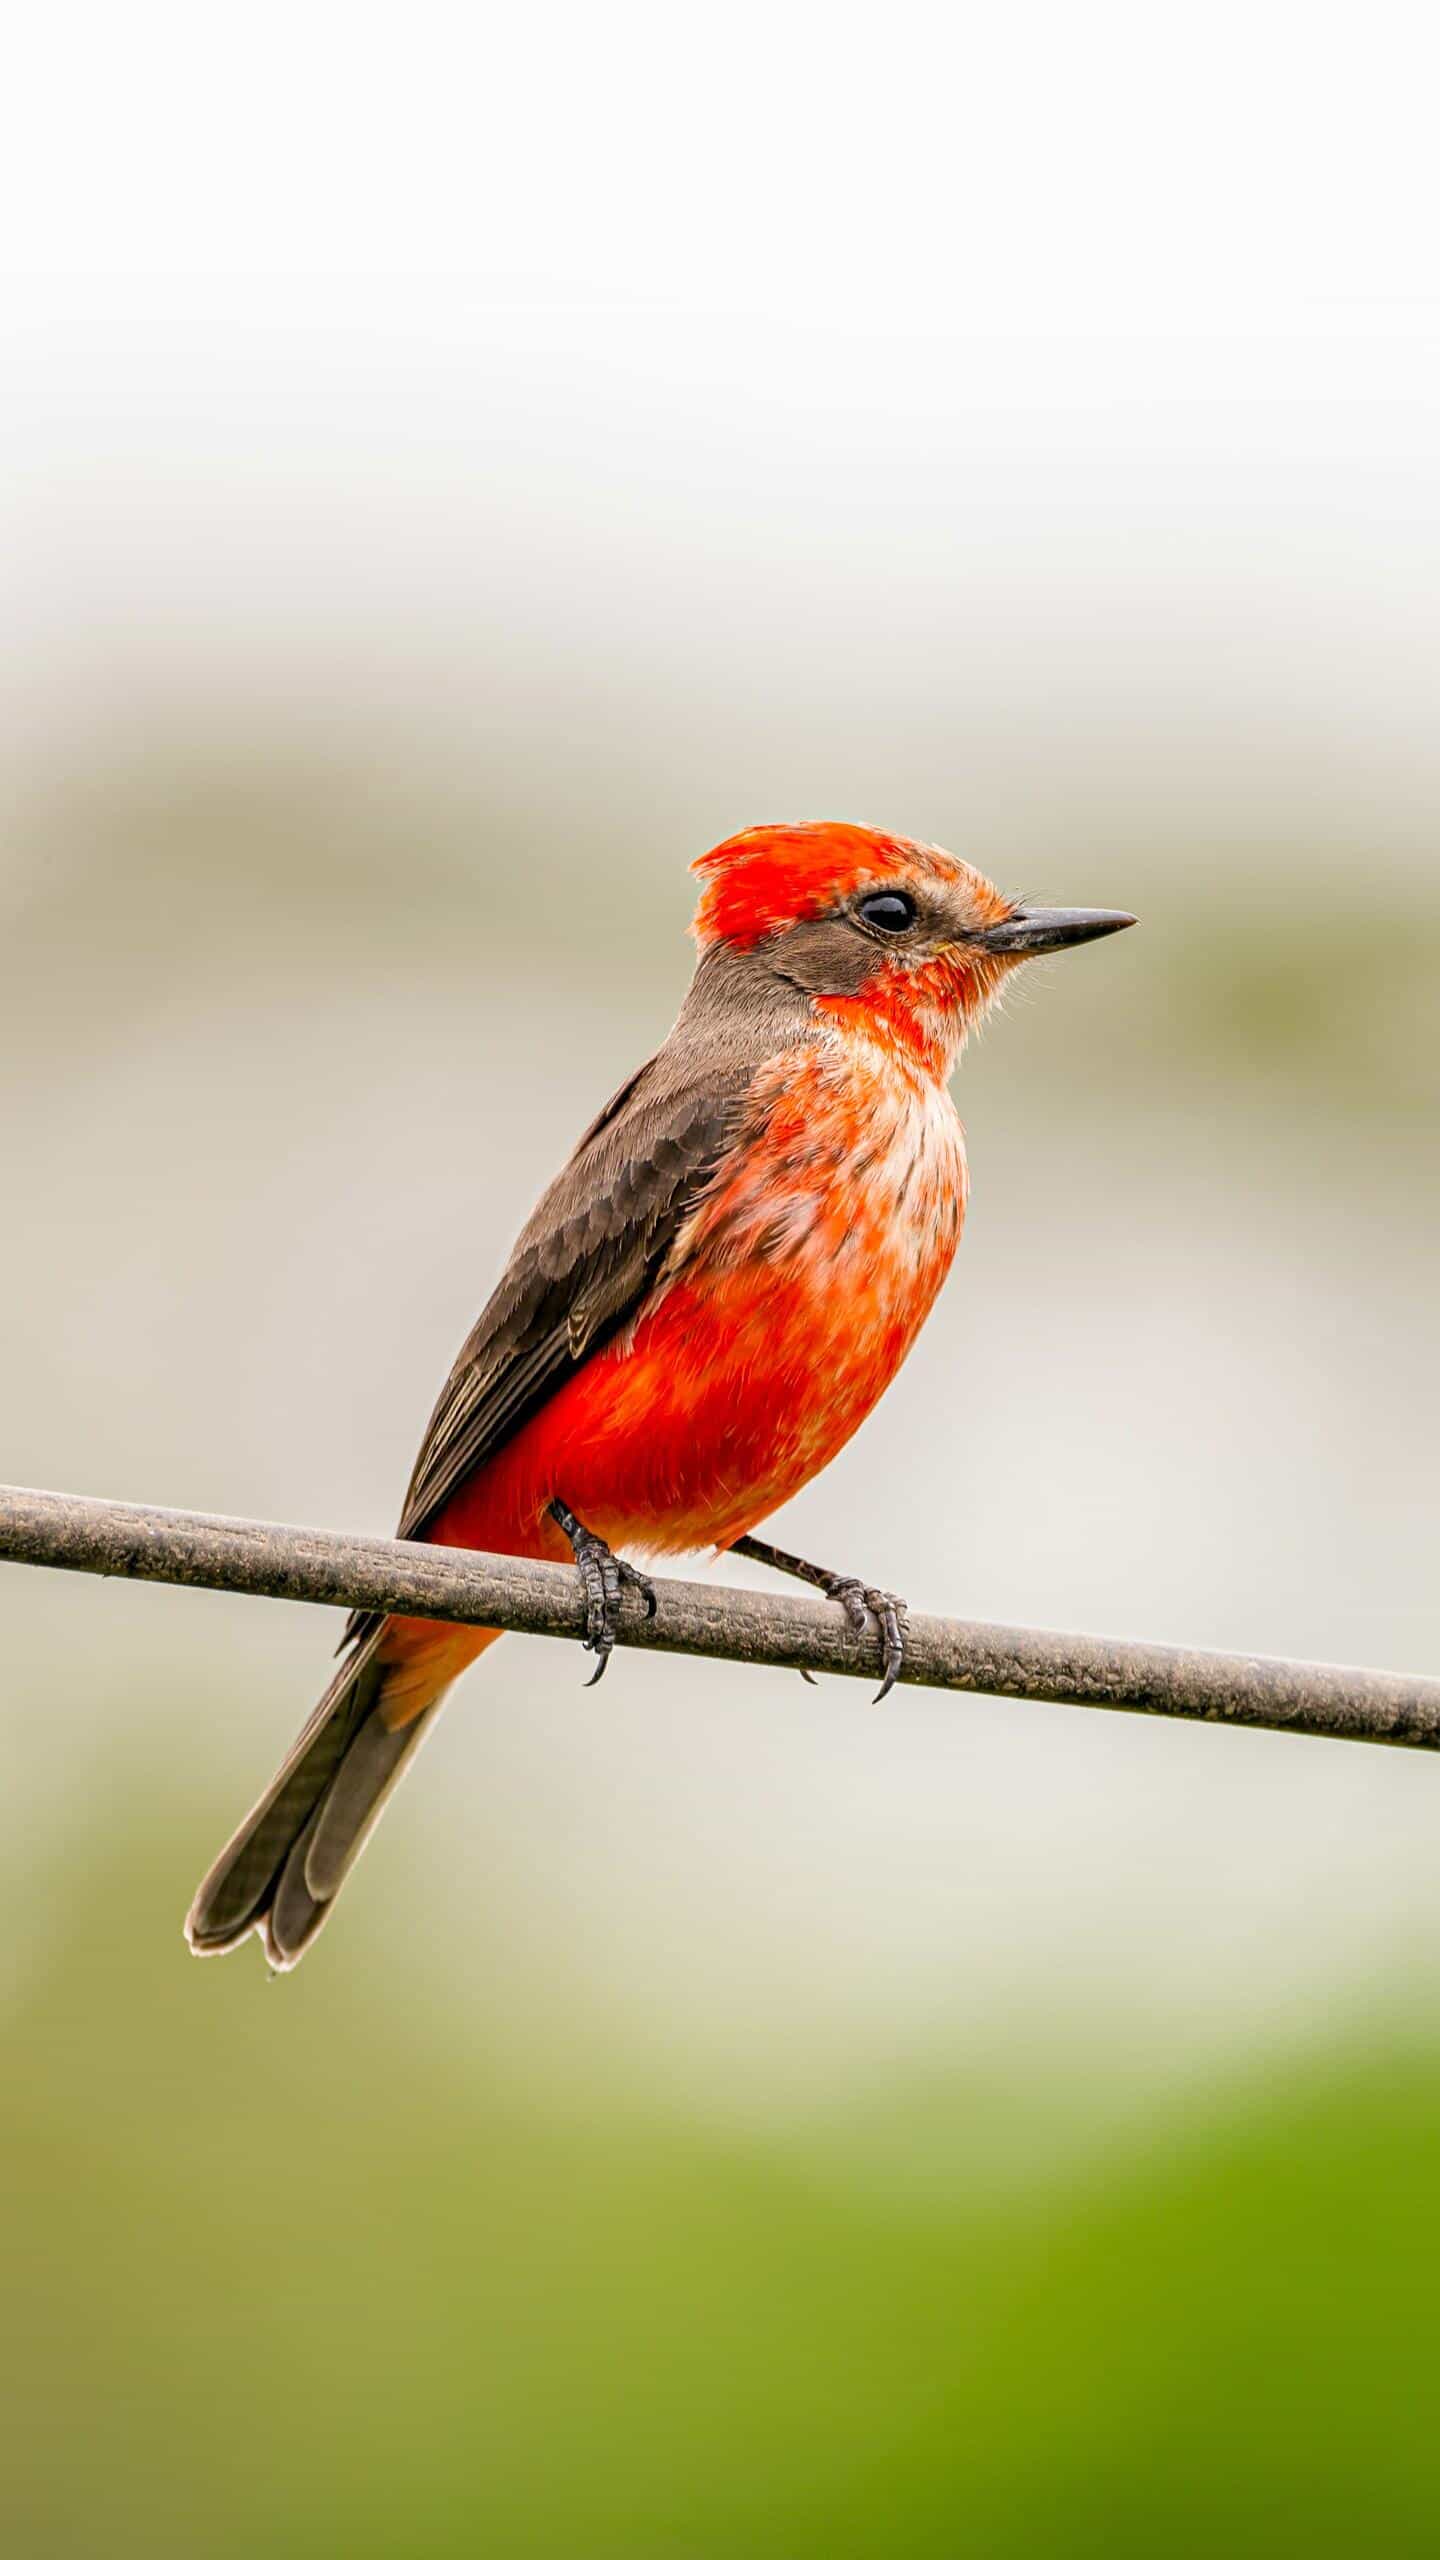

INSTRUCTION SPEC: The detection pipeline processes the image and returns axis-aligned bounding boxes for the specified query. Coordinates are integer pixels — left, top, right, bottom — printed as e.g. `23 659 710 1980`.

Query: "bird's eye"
857 889 918 934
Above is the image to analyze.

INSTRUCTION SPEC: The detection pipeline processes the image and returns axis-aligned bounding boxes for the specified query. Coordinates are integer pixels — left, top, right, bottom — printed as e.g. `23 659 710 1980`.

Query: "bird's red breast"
430 1023 968 1566
188 820 1134 1964
380 823 1007 1711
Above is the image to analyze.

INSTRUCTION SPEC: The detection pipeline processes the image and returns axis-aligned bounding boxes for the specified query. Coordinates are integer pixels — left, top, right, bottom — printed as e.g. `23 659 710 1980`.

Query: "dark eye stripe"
858 889 918 934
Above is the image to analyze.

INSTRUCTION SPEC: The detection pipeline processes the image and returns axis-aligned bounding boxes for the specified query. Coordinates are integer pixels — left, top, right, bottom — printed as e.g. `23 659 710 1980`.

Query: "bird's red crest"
691 822 951 948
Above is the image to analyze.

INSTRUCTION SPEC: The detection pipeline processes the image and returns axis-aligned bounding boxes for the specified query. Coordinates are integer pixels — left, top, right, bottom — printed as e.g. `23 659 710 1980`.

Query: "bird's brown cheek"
763 915 888 997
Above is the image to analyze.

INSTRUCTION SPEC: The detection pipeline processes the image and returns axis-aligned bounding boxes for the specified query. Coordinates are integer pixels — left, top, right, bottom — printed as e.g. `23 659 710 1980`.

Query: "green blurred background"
5 15 1440 2550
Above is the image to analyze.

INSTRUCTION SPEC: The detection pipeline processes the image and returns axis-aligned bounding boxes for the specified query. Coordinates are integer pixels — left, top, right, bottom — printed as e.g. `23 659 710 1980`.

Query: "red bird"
188 822 1133 1966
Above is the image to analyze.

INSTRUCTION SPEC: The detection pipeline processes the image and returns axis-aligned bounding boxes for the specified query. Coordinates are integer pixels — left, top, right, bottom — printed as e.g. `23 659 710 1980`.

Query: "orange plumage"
383 831 987 1704
188 822 1133 1963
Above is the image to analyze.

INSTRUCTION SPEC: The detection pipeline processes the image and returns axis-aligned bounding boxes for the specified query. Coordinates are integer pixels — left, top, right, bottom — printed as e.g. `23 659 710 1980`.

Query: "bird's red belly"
432 1051 968 1565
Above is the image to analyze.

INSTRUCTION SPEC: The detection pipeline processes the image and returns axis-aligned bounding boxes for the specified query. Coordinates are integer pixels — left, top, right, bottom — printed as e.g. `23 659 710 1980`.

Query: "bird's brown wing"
341 951 814 1645
394 1069 735 1543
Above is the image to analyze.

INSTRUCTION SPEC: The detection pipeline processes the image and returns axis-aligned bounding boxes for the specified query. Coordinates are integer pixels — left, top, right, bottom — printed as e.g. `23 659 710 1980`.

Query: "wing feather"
339 946 815 1647
394 1078 737 1542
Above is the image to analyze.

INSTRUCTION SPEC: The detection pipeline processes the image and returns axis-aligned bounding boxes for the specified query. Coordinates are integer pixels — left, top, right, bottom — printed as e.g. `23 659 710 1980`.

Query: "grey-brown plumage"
389 947 814 1553
186 945 816 1966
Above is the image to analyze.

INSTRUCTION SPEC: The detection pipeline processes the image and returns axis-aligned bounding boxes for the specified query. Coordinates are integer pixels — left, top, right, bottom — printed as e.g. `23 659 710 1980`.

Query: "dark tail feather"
185 1638 441 1970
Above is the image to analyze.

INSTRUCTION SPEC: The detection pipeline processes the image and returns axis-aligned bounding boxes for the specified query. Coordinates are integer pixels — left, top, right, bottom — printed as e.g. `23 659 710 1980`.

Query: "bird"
187 822 1134 1968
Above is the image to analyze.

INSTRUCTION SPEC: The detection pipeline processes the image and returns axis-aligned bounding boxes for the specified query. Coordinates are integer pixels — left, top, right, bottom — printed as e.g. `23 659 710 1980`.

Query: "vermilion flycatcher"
188 822 1133 1966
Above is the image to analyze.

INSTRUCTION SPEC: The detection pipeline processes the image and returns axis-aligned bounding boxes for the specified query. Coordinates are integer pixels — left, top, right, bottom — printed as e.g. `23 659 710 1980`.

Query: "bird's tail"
185 1624 492 1969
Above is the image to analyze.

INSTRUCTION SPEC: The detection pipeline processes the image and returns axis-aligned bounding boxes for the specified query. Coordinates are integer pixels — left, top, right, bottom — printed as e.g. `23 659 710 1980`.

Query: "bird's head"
691 822 1134 1078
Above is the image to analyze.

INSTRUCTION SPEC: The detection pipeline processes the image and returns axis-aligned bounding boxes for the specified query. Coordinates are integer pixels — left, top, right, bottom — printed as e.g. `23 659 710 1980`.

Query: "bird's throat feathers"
813 947 1006 1082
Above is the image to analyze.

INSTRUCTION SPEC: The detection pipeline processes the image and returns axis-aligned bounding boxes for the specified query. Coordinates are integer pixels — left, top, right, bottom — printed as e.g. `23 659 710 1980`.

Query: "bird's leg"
548 1498 657 1686
731 1533 910 1703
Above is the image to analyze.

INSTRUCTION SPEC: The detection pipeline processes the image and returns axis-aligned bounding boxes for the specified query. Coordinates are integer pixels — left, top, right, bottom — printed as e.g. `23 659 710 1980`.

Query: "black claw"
824 1575 873 1642
728 1533 909 1700
549 1498 652 1685
631 1566 659 1622
868 1592 910 1704
822 1574 909 1702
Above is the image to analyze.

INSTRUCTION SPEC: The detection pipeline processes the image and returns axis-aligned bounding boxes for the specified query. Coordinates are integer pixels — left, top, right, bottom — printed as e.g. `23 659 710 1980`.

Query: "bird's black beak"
978 906 1138 956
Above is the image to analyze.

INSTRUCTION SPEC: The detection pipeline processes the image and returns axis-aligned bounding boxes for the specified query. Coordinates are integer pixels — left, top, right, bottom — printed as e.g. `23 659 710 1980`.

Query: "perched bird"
188 822 1133 1967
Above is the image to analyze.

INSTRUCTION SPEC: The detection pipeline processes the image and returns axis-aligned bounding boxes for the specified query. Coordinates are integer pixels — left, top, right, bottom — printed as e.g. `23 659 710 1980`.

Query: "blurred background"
4 6 1440 2552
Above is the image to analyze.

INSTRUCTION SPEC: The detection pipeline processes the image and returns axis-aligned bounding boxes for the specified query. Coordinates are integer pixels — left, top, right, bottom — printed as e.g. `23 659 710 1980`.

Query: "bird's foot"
731 1534 910 1702
819 1575 910 1703
548 1498 657 1685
